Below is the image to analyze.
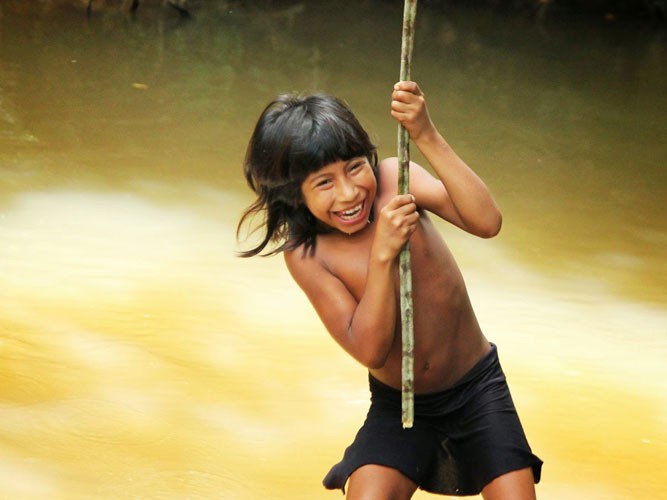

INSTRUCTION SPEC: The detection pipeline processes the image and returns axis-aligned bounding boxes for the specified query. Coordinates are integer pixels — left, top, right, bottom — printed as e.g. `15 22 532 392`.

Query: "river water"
1 2 665 499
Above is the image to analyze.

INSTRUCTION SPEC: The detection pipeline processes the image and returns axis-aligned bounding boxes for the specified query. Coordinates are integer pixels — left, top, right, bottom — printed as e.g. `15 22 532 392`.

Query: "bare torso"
312 195 490 394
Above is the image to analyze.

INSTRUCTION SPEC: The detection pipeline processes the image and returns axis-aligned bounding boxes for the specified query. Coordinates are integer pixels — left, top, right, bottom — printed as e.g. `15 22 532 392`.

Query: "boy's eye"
316 179 331 188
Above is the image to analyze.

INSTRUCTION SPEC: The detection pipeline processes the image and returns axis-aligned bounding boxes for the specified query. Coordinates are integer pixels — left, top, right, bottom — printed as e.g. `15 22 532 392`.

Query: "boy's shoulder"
376 157 399 203
377 156 399 177
283 236 347 295
283 244 316 280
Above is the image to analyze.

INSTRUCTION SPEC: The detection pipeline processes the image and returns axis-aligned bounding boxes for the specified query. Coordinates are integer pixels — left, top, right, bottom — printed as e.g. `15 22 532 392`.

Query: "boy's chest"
317 217 447 304
317 231 377 302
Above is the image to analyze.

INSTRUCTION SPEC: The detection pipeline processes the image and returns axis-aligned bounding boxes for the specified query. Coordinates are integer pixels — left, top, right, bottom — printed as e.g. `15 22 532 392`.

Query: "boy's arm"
391 81 502 238
284 195 418 369
284 248 398 369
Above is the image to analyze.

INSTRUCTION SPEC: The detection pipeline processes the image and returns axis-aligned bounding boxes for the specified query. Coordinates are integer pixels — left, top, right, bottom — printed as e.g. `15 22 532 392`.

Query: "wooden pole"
398 0 417 429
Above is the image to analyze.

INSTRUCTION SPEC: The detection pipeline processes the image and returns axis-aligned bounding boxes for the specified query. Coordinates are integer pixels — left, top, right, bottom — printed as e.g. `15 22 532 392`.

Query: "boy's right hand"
373 194 419 262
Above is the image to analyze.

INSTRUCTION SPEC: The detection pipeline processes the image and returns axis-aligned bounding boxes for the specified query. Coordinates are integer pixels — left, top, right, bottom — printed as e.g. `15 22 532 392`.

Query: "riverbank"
2 0 665 27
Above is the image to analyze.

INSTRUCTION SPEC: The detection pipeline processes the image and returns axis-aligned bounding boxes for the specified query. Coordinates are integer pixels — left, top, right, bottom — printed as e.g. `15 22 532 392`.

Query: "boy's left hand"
391 81 434 142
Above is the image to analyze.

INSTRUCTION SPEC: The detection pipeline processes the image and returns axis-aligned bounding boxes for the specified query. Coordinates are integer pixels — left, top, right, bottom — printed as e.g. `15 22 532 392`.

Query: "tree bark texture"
398 0 417 429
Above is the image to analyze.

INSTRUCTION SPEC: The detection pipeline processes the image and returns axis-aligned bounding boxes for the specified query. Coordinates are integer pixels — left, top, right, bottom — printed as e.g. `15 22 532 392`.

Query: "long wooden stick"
398 0 417 429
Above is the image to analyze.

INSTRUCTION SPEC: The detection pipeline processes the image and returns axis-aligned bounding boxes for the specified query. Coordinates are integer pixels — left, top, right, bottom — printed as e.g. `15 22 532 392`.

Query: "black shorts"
322 344 543 496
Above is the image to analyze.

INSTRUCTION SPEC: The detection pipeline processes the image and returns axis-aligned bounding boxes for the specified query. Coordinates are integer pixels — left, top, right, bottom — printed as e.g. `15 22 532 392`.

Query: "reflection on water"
1 2 666 499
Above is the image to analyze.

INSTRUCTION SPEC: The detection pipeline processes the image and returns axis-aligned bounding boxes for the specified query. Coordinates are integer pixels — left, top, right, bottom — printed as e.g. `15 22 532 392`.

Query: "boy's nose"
336 180 357 201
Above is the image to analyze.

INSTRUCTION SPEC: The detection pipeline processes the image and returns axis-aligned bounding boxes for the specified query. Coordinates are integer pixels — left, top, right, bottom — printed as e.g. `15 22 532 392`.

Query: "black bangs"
283 95 378 185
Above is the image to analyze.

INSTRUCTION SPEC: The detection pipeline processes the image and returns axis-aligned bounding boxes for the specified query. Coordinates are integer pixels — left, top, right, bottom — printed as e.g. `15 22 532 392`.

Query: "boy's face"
301 156 377 235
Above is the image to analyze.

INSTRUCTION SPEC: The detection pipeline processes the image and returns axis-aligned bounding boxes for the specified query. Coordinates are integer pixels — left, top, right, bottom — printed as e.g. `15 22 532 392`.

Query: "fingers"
391 82 432 141
391 81 426 120
375 194 419 258
393 81 423 97
386 193 417 210
390 193 416 204
383 194 419 232
392 81 424 106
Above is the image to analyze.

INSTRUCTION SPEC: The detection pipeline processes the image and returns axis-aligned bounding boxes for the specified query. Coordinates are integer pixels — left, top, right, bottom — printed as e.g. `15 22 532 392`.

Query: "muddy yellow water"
1 2 665 499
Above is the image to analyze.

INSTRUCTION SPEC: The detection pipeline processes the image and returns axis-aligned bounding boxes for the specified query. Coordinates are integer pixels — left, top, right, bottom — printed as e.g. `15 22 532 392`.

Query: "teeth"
338 203 362 220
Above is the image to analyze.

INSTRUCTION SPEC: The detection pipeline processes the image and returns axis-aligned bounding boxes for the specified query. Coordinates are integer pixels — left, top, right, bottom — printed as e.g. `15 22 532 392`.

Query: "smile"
334 202 365 223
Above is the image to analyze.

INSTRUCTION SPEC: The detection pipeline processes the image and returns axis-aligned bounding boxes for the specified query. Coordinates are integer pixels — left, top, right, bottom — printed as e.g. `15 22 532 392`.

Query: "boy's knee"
481 467 536 500
346 465 417 500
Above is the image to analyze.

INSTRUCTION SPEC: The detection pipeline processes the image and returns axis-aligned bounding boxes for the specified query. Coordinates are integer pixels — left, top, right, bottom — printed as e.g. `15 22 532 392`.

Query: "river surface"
1 2 665 499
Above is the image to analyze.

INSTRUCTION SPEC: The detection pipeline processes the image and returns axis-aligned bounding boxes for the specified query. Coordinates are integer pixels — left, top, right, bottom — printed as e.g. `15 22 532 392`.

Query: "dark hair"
237 93 378 257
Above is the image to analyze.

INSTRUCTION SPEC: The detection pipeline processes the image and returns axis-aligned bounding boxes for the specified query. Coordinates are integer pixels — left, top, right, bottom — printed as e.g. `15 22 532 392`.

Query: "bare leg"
481 467 536 500
346 464 418 500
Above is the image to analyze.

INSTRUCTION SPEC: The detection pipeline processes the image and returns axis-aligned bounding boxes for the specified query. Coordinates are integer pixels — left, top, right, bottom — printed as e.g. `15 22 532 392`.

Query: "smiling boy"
238 81 542 499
